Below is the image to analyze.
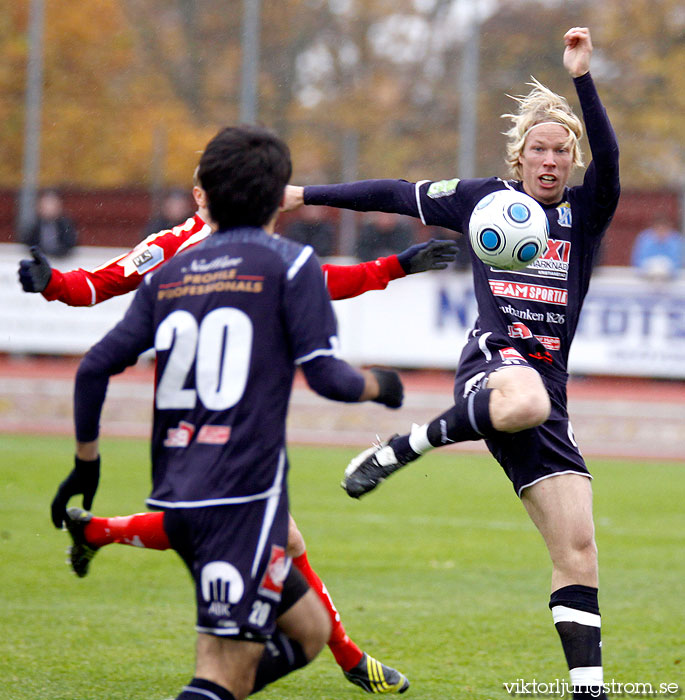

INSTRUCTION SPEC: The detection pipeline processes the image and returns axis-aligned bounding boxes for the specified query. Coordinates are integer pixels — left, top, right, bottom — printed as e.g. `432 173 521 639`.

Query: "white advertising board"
333 266 685 379
2 244 684 378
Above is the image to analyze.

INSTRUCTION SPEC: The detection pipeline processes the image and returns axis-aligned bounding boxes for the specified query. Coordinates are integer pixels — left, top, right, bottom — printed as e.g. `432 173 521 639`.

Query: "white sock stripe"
408 423 432 454
552 605 601 628
182 686 224 700
570 666 604 687
467 392 483 436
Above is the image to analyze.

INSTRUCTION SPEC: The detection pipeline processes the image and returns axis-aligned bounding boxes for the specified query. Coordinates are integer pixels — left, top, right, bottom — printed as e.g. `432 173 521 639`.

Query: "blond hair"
501 77 584 180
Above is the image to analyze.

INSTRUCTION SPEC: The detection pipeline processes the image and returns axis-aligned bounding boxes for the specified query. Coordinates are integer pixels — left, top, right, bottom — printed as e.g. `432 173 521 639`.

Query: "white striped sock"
570 666 604 688
408 423 433 454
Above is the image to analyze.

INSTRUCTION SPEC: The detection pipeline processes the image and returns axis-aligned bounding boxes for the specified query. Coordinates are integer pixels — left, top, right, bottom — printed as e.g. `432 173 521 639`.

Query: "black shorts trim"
276 565 310 617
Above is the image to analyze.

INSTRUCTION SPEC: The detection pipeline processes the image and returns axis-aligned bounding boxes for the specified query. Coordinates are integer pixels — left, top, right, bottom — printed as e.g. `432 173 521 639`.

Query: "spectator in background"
355 211 414 262
631 214 683 281
282 204 336 257
19 189 78 258
142 189 193 238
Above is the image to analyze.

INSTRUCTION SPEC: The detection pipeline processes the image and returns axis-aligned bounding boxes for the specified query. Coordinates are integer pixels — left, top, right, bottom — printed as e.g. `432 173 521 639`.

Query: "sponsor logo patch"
133 249 153 267
556 202 572 228
258 545 290 601
489 279 568 306
508 322 534 339
499 304 544 322
507 324 561 351
523 239 572 279
185 255 244 273
120 243 165 276
427 178 460 199
163 421 194 447
499 347 527 364
535 335 561 351
197 425 231 445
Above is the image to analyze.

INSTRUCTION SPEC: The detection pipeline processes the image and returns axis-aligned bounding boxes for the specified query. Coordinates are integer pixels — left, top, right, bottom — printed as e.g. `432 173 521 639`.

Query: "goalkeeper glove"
397 238 458 274
51 456 100 528
18 246 52 293
370 368 404 409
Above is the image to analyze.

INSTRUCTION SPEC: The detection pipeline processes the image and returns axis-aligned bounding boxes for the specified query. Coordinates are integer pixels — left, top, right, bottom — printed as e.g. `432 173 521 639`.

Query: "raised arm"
565 28 620 218
563 26 592 79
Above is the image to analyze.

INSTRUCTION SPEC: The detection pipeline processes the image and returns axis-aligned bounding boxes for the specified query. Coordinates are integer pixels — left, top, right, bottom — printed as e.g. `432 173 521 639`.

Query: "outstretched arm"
322 239 458 301
283 180 421 218
18 214 210 306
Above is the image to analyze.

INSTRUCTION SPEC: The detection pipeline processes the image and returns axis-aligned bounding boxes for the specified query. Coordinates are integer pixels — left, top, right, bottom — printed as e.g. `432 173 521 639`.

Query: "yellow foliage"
0 0 682 189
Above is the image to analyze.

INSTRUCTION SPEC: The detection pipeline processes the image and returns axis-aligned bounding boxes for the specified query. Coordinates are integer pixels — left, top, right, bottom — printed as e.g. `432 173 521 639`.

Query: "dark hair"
198 125 292 230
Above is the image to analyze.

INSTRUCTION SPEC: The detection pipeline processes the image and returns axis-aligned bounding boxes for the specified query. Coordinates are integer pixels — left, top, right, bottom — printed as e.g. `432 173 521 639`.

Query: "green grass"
1 434 683 699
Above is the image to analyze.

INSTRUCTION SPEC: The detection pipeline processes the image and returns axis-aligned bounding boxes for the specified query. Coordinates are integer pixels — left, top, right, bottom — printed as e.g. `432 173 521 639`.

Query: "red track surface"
1 355 683 461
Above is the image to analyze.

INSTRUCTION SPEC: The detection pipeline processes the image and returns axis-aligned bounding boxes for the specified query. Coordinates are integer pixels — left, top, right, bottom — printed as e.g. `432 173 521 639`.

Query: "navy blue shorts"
164 490 292 641
453 333 591 497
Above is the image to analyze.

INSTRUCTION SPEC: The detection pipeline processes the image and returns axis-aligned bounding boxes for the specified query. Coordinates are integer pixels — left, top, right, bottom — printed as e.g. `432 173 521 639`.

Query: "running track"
0 356 682 461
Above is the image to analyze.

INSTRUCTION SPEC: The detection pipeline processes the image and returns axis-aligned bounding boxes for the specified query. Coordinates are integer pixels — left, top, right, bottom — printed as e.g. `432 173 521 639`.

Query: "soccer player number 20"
155 307 253 411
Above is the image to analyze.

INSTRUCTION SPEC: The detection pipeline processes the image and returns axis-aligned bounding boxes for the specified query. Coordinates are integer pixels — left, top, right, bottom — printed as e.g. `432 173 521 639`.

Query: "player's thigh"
164 497 289 641
276 587 331 660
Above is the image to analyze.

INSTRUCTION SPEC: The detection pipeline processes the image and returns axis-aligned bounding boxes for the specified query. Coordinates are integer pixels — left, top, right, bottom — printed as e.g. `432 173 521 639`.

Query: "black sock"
550 585 606 700
176 677 236 700
250 631 309 694
427 388 494 445
390 388 495 464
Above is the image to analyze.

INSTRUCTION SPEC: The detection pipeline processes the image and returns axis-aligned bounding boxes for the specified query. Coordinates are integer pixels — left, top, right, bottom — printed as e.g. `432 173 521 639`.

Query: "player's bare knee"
573 531 598 567
489 367 550 431
555 532 598 581
286 515 306 558
497 388 550 431
521 388 551 427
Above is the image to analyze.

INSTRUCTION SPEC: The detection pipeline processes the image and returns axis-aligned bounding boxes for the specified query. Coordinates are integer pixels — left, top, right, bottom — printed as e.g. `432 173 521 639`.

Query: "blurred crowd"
14 188 682 278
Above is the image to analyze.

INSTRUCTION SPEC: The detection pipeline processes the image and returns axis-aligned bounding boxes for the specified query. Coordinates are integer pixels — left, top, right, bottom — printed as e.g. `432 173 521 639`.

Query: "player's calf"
251 587 330 693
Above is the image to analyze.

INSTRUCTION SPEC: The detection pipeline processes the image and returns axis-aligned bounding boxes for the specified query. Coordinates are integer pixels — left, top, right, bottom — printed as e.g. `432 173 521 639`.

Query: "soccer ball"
468 189 549 271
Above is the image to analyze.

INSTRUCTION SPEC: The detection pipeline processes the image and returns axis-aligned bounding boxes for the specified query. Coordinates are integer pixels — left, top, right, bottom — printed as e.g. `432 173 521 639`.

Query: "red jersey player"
19 179 457 695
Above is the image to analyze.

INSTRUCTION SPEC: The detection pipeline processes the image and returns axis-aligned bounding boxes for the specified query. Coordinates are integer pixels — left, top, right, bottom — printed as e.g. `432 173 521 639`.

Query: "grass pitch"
1 434 683 699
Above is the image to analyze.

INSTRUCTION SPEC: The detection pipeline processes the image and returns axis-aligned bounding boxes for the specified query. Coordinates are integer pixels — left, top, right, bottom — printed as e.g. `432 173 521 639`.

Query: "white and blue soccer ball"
468 189 549 271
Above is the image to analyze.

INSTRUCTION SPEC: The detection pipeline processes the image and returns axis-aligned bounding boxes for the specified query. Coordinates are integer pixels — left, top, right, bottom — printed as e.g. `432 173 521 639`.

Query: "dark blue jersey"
74 228 357 507
304 73 620 382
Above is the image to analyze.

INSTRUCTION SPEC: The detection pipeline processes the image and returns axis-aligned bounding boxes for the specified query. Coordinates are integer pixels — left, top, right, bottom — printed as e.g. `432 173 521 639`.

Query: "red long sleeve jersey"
41 213 407 306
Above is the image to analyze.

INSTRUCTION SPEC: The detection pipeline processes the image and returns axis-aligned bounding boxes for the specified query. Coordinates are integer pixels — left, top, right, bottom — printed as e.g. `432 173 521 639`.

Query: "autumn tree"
590 0 685 188
1 0 682 191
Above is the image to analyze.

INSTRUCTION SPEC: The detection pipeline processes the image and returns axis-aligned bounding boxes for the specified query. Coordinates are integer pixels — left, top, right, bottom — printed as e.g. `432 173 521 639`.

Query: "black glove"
18 246 53 293
370 368 404 409
397 238 459 274
51 456 100 528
